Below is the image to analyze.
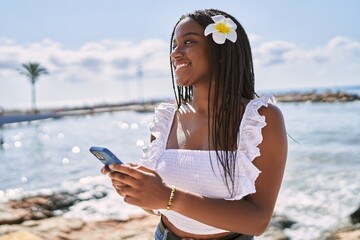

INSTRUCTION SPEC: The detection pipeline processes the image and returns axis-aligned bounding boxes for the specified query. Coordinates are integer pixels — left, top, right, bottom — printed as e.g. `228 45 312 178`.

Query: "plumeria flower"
204 15 237 44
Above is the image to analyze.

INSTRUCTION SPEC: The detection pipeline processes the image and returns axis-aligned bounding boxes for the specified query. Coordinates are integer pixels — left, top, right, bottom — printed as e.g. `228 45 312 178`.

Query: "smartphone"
89 146 123 166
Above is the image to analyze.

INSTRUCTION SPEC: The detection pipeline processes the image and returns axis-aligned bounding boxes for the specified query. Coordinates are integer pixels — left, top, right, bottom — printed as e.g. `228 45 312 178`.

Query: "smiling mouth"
175 63 190 71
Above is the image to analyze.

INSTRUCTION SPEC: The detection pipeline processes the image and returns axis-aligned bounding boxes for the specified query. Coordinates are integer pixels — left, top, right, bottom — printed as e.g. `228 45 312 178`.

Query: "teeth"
176 63 189 69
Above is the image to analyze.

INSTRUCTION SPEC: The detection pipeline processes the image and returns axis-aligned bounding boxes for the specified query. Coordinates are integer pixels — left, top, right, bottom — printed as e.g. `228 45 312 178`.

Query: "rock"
270 214 296 229
0 204 28 225
0 225 24 236
21 220 39 227
47 192 80 210
325 206 360 239
275 91 360 103
325 224 360 240
261 226 290 240
3 189 108 225
350 206 360 225
0 230 42 240
260 214 295 240
0 214 160 240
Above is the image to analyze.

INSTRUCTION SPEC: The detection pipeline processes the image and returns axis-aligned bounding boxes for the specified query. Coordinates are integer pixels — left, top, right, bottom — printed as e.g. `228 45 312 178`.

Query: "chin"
176 78 192 87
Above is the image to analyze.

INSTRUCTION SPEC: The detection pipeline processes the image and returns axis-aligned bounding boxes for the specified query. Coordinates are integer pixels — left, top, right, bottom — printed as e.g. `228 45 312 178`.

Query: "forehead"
173 17 204 38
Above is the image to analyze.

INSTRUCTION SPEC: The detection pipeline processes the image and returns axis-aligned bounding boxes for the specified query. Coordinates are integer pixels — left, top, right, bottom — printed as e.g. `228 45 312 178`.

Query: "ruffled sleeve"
226 94 276 200
137 103 177 169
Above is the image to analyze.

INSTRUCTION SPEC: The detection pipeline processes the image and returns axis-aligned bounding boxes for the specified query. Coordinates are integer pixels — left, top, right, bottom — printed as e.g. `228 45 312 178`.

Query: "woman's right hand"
101 165 111 175
101 164 128 197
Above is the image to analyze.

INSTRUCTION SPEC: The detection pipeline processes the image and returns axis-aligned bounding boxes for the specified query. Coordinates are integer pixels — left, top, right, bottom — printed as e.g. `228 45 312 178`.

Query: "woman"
103 9 287 240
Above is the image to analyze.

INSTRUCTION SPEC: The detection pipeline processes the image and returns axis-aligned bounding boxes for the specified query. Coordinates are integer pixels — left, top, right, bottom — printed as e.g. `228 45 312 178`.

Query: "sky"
0 0 359 109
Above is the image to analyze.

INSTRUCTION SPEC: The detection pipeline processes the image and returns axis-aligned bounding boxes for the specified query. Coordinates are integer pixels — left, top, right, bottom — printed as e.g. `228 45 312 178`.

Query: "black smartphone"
89 146 123 166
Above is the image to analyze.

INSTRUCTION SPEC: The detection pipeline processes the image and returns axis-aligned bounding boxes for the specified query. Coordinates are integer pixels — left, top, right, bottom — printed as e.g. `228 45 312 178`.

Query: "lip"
173 62 191 70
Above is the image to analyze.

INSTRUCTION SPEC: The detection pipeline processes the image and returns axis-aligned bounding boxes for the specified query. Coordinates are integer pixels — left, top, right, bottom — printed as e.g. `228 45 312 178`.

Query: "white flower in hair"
204 15 237 44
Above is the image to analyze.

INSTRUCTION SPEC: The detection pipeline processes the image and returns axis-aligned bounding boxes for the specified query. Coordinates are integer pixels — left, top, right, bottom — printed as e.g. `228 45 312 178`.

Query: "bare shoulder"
253 102 287 173
258 103 284 123
255 102 287 166
246 102 287 221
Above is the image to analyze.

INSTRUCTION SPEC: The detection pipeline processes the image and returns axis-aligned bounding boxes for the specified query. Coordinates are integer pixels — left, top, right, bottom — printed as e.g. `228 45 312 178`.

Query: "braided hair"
169 9 256 196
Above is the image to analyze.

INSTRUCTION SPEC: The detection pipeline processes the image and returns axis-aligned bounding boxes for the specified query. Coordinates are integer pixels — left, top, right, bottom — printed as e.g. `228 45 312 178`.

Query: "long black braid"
169 9 256 197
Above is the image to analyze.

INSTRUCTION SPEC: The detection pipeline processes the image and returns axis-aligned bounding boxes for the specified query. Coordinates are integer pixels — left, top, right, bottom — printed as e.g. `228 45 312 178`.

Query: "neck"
189 84 219 116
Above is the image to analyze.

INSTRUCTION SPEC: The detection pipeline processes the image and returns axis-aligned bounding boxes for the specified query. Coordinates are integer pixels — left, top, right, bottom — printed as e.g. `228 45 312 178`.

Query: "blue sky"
0 0 359 109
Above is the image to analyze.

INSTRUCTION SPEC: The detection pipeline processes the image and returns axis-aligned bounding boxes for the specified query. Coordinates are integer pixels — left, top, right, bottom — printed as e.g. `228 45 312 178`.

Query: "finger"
111 180 126 188
115 185 136 198
127 163 152 173
132 164 154 173
109 172 140 188
114 186 126 197
133 164 160 177
123 195 137 205
101 166 111 175
109 164 144 179
107 163 123 172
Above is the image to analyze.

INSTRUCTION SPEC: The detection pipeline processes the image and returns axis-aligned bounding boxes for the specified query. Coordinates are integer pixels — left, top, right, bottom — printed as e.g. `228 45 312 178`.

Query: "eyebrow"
182 32 202 37
172 32 202 44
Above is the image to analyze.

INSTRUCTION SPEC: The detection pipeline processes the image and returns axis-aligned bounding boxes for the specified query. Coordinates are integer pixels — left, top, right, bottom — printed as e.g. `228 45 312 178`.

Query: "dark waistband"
158 220 253 240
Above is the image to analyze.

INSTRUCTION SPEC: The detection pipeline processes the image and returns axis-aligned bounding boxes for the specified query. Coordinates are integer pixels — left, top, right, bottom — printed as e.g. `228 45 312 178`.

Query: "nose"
170 46 183 60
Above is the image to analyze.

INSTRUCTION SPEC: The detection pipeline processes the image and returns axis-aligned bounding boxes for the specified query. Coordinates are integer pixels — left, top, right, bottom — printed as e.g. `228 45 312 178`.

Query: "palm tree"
18 62 48 112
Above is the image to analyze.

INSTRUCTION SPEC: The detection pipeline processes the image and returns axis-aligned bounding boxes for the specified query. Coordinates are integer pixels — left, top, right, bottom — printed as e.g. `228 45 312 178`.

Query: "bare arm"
108 104 287 235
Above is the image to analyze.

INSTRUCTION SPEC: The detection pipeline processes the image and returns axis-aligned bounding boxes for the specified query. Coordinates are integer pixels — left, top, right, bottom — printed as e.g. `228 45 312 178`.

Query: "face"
171 18 211 87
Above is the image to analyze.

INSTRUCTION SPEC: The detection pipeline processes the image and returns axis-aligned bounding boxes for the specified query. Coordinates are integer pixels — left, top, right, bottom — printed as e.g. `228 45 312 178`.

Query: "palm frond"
17 62 49 83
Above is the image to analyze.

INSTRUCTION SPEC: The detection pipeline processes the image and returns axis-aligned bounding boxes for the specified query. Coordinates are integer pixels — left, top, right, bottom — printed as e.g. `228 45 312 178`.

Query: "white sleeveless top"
138 95 276 235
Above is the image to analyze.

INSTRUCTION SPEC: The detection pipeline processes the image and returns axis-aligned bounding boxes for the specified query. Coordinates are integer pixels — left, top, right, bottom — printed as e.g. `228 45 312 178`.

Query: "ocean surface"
1 86 359 240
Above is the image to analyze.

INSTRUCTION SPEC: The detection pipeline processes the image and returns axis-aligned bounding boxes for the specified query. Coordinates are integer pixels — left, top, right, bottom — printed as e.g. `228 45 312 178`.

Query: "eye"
184 40 193 45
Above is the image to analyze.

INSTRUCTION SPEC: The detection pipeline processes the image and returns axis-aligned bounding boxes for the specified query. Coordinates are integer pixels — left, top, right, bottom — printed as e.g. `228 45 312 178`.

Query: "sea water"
0 91 359 240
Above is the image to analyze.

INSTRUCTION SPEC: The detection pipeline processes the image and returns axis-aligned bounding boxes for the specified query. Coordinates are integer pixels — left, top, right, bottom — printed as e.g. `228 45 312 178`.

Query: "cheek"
191 50 210 70
199 50 211 71
198 57 211 77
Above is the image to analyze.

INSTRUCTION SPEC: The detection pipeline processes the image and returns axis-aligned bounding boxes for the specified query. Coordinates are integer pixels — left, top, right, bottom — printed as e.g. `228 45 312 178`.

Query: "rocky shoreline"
0 191 359 239
1 91 359 127
274 91 360 103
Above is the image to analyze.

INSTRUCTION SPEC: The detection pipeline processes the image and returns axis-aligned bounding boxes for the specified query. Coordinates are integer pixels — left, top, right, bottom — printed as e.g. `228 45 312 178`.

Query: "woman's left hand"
107 163 171 210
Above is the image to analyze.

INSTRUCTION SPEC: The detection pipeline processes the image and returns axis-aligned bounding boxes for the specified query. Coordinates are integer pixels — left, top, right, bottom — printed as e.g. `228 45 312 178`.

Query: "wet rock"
325 205 360 239
350 205 360 225
47 192 80 210
261 214 295 240
270 214 296 229
262 226 290 240
3 189 107 225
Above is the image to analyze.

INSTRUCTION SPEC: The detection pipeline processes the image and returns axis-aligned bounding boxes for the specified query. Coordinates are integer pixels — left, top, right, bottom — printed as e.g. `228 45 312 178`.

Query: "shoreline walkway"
0 100 162 126
1 91 359 126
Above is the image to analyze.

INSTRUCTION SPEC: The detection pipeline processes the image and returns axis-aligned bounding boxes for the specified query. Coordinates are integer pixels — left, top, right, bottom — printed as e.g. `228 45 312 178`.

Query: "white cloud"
250 36 360 90
0 37 15 45
248 34 261 44
254 40 297 66
253 36 360 66
0 38 170 84
0 36 359 108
